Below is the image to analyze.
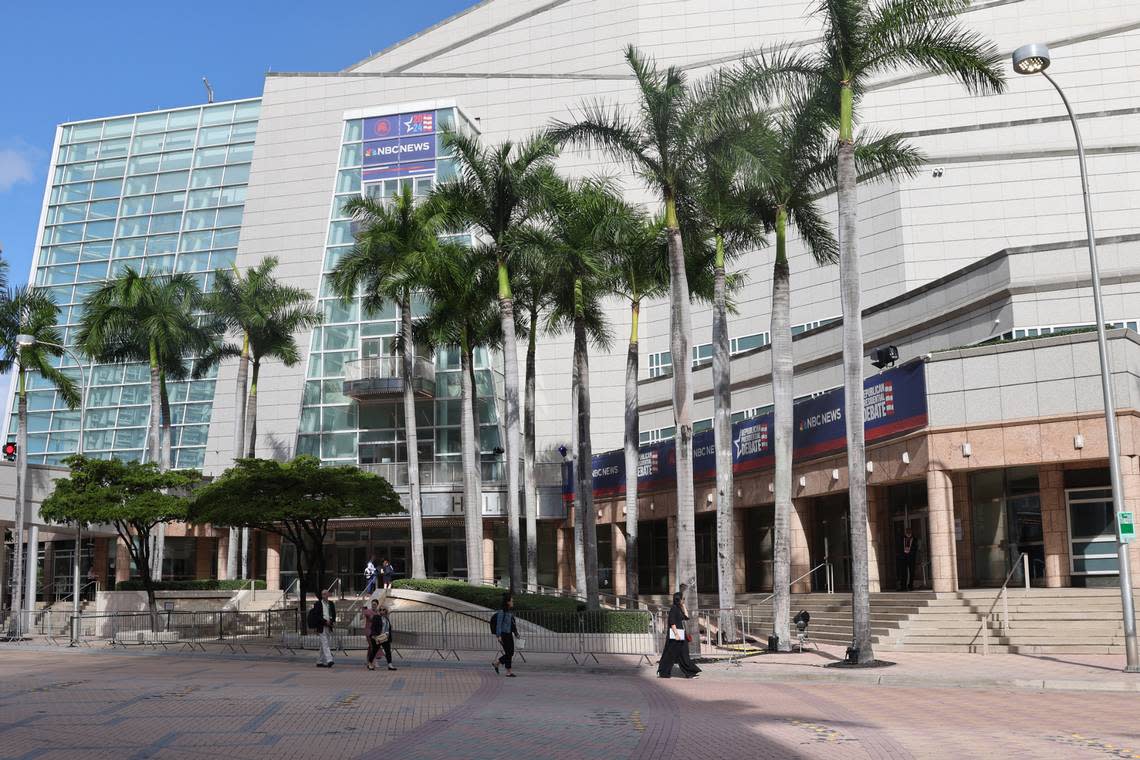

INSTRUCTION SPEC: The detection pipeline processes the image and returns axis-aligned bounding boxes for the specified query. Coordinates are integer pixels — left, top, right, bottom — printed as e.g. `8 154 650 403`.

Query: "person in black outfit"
490 594 519 677
897 527 918 591
366 601 397 671
658 592 700 679
380 559 396 589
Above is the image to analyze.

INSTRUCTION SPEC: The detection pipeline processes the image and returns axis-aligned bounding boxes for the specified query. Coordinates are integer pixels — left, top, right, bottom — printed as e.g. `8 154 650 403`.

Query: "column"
0 539 7 609
926 468 958 593
93 537 109 591
733 509 746 593
555 523 569 591
194 538 214 580
789 499 813 592
611 523 627 598
952 473 975 588
215 531 230 581
1119 455 1140 588
25 525 40 607
265 533 282 591
482 526 495 586
1038 465 1070 588
865 487 883 593
115 539 130 584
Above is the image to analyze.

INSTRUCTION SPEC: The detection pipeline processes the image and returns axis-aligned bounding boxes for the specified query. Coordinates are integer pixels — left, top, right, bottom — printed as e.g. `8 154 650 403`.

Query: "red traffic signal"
3 442 16 461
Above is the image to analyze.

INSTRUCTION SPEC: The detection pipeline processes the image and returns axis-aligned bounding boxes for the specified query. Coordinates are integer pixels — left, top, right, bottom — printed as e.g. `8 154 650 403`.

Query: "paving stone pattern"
1 648 1138 759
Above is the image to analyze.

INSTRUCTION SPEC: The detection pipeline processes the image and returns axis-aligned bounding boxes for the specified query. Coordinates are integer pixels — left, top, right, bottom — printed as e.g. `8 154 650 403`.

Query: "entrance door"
373 543 409 581
335 545 369 595
890 512 929 590
426 543 450 578
813 495 851 592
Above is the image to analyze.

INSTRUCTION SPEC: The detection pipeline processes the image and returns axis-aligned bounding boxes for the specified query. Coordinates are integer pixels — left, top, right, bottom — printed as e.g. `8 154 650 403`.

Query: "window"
791 316 841 336
731 332 769 354
1067 487 1119 576
648 351 672 378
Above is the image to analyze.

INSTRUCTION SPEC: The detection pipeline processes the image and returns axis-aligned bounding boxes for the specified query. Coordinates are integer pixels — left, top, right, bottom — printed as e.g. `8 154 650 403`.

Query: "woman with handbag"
658 591 700 679
366 601 397 671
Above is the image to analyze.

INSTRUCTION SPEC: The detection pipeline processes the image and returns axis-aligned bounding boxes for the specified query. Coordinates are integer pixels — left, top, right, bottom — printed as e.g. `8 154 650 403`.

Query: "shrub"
114 579 267 592
392 579 651 633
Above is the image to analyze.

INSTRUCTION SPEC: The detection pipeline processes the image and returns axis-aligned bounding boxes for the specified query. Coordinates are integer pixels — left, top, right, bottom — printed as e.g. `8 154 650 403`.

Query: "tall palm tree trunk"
838 86 874 664
152 374 172 582
402 295 425 580
771 207 793 651
711 233 736 640
665 197 698 645
9 375 28 635
228 336 250 580
245 360 261 457
461 335 484 584
496 260 523 593
623 300 640 608
570 342 586 596
147 346 162 466
524 314 538 591
574 312 599 609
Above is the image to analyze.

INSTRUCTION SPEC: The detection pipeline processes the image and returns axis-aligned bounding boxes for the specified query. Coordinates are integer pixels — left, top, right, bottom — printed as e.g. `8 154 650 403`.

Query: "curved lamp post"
16 334 92 647
1012 44 1139 672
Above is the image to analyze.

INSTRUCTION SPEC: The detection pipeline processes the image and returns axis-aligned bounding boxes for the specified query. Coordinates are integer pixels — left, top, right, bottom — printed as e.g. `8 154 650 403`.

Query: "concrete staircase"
882 588 1140 654
730 591 937 648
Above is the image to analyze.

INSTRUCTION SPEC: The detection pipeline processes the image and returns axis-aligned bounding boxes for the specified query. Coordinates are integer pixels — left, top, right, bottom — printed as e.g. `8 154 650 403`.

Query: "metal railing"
358 459 506 486
325 577 343 599
979 552 1029 655
343 355 436 384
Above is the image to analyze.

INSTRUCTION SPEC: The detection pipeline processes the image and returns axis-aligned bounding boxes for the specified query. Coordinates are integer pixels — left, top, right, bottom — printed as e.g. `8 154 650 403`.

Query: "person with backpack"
307 589 337 668
362 556 378 597
490 594 519 677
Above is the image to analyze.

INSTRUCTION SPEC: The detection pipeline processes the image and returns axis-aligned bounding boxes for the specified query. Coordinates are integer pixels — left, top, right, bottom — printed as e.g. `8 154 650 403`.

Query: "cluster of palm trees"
358 0 1004 662
2 255 320 596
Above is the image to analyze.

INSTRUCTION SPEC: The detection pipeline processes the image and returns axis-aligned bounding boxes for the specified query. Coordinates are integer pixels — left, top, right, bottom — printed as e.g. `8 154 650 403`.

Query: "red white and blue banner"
563 360 927 499
361 111 440 183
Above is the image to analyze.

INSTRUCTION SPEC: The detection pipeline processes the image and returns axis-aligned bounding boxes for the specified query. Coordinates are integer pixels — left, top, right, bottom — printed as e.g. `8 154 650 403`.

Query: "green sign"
1120 512 1135 543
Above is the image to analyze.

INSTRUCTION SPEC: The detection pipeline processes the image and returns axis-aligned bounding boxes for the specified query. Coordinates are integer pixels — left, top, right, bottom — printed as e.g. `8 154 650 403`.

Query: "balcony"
343 356 436 400
357 460 563 488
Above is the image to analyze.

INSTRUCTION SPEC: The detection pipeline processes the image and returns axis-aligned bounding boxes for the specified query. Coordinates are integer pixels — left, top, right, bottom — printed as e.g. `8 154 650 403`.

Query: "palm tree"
537 177 620 609
551 45 727 621
331 185 446 581
431 132 560 593
411 244 500 584
746 0 1004 662
601 208 668 607
512 251 557 592
0 287 79 634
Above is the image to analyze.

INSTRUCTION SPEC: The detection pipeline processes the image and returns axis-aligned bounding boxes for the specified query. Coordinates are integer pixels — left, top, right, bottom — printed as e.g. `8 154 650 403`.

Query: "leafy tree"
747 0 1004 662
0 287 78 634
411 244 501 584
431 131 561 593
40 456 201 628
330 185 447 581
189 456 402 627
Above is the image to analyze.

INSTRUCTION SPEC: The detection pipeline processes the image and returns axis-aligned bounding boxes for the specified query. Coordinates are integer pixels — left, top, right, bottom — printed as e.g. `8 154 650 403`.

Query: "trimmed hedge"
114 579 267 592
392 579 651 633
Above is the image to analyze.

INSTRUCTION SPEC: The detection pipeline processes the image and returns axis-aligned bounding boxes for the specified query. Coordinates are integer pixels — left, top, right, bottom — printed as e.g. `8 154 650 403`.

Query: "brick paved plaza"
2 646 1139 759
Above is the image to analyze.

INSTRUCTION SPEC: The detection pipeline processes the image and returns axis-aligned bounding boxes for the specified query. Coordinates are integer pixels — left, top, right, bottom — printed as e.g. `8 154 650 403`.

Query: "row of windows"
53 131 254 183
997 319 1139 342
44 207 242 245
23 447 206 470
48 162 251 207
60 101 260 147
647 332 771 379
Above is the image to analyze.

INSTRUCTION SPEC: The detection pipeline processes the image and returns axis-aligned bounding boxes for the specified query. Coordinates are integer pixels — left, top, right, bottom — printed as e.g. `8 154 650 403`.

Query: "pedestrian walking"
307 589 337 668
362 556 378 597
490 594 519 677
380 559 395 589
365 600 396 671
658 592 699 679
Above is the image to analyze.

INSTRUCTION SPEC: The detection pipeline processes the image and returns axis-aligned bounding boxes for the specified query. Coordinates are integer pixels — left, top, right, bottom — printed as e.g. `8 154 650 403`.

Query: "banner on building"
563 360 927 499
361 111 440 183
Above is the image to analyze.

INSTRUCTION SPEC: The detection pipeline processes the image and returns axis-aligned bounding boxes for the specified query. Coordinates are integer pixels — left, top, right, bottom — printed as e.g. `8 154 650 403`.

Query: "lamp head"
15 334 36 348
1012 43 1051 75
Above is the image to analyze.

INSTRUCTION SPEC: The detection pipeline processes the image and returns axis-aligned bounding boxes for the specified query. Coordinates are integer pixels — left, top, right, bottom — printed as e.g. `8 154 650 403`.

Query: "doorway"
889 512 929 590
812 494 850 592
970 467 1044 586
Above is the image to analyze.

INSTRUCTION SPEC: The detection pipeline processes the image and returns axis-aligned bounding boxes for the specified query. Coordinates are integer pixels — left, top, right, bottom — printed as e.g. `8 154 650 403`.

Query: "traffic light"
3 442 16 461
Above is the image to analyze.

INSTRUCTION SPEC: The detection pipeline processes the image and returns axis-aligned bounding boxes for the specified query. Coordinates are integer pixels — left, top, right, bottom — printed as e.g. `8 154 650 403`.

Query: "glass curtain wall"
8 100 261 468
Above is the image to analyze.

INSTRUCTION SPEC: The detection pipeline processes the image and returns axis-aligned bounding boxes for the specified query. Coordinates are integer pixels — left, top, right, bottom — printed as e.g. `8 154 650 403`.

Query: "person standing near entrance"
362 556 378 597
380 558 395 589
491 594 519 677
308 589 337 668
898 527 918 591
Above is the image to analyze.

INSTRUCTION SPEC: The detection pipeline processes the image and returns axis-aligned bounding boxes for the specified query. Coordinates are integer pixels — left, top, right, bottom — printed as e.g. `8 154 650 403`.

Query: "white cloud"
0 145 37 192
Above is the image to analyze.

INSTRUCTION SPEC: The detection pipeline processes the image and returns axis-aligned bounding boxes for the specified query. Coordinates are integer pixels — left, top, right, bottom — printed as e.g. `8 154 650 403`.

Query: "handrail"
54 580 98 605
979 552 1028 655
747 562 833 610
325 577 342 598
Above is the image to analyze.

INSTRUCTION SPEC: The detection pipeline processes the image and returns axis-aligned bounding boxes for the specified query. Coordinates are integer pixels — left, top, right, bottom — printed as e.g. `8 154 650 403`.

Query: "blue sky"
0 1 477 288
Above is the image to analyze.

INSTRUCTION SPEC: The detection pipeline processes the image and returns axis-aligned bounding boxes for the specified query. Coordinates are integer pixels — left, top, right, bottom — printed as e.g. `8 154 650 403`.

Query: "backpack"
307 604 322 630
488 612 499 635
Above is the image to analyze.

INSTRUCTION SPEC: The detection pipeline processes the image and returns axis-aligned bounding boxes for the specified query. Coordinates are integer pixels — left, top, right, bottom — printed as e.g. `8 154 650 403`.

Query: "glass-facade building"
9 99 261 468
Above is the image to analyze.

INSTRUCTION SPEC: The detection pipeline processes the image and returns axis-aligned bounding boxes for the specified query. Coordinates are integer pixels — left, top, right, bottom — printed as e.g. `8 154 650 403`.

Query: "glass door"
1066 487 1119 577
890 512 929 590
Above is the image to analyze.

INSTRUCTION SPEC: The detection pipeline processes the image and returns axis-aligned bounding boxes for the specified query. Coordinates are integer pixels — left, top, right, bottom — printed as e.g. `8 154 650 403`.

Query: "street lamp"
1012 44 1139 673
16 334 92 647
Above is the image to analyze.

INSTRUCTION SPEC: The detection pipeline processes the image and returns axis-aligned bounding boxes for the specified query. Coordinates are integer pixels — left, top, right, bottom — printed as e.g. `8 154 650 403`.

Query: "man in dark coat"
308 589 337 667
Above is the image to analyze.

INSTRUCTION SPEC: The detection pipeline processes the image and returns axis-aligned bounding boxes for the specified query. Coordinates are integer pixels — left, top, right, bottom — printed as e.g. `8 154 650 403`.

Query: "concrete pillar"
0 538 7 609
115 539 130 584
1038 465 1071 588
926 468 958 593
611 523 627 598
790 499 813 592
865 487 883 593
666 517 677 593
25 525 39 607
951 472 974 588
482 527 495 586
215 531 229 581
93 537 109 591
1119 455 1140 588
265 533 282 591
733 509 746 593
